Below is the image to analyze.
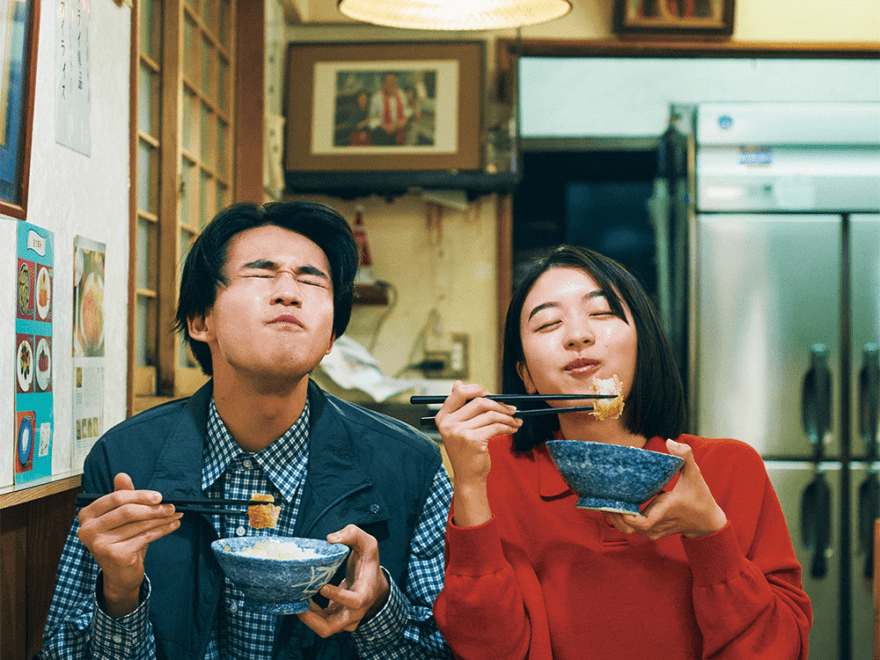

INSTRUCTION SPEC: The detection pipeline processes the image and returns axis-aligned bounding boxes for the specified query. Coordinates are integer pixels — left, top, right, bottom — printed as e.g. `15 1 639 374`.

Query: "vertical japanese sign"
15 223 54 486
55 0 91 155
71 235 104 471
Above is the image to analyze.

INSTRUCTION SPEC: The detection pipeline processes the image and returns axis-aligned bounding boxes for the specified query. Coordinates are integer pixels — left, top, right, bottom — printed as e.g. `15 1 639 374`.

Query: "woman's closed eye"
531 315 562 332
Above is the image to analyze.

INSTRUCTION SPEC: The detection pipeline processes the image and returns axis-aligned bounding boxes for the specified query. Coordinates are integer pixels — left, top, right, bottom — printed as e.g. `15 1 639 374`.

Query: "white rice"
234 540 321 560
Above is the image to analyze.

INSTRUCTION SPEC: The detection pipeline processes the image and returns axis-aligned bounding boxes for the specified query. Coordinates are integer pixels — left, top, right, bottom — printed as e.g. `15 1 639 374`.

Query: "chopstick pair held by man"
42 202 454 659
431 246 813 660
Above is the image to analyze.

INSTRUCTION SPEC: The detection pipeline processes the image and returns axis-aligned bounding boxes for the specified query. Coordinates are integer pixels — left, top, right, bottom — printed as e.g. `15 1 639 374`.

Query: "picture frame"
285 42 484 173
613 0 735 36
0 0 39 219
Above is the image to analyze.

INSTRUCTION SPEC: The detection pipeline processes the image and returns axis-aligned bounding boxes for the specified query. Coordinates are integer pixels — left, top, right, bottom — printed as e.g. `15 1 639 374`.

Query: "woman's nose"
564 317 595 347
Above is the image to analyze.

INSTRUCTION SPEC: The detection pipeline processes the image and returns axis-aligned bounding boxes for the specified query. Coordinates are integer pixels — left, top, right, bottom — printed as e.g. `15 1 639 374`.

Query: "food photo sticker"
17 259 34 320
16 334 35 394
36 265 52 322
74 247 105 357
15 411 35 473
35 336 52 393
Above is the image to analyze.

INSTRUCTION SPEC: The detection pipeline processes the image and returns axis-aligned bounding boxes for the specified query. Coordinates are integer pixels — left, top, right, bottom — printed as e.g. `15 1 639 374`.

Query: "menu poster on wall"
55 0 92 155
15 223 54 486
71 235 104 470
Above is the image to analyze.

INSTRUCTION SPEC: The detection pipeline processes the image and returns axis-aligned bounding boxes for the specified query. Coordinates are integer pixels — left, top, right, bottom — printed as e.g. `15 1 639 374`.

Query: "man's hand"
297 525 390 637
76 473 183 618
604 439 728 540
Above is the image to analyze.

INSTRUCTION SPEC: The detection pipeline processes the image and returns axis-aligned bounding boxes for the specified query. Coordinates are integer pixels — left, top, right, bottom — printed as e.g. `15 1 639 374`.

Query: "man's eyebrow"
526 289 606 322
241 260 330 280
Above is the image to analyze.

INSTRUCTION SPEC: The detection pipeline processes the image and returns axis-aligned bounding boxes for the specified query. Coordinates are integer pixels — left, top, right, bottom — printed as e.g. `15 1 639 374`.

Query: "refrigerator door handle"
858 471 880 584
800 469 832 579
802 344 832 460
860 343 879 459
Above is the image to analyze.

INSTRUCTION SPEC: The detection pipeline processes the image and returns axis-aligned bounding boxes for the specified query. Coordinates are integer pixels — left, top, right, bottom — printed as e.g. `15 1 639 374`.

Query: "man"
367 73 411 146
42 202 453 659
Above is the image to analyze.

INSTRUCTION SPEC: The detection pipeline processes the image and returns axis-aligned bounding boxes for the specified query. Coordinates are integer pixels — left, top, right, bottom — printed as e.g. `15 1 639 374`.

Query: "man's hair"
174 201 359 375
501 245 687 451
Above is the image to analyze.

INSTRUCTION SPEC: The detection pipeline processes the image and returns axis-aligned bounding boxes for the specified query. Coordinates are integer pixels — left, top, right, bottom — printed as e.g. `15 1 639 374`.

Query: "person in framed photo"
368 73 412 146
334 89 372 147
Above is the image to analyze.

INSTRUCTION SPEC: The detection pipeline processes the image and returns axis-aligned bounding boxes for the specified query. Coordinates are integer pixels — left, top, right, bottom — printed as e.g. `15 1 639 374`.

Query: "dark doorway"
511 150 659 299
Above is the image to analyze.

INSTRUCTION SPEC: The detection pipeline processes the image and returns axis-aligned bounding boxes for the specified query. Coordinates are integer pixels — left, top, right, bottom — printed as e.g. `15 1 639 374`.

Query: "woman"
432 246 812 660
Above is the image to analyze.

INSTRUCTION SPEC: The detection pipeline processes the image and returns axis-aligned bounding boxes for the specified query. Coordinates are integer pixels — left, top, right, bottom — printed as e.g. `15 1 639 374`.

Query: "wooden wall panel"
1 487 78 660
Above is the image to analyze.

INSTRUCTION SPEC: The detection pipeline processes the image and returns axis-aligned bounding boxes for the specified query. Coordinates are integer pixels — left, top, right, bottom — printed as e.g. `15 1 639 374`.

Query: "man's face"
383 74 398 94
190 225 336 388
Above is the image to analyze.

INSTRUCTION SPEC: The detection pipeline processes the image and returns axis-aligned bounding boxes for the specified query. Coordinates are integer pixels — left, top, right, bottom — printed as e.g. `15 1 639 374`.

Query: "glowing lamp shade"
337 0 572 30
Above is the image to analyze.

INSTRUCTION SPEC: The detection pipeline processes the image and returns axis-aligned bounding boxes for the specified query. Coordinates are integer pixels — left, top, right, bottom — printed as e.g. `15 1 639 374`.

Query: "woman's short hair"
502 245 686 451
174 201 359 376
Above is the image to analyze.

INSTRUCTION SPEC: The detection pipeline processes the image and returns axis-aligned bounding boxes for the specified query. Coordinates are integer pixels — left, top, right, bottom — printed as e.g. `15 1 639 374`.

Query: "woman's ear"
516 361 537 394
187 313 212 343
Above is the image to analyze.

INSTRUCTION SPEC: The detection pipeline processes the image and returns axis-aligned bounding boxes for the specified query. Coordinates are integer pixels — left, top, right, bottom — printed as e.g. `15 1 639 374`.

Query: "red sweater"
434 434 812 660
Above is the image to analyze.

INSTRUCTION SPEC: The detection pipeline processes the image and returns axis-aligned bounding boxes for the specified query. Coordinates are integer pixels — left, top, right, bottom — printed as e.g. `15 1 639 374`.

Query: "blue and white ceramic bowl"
546 440 685 515
211 536 350 614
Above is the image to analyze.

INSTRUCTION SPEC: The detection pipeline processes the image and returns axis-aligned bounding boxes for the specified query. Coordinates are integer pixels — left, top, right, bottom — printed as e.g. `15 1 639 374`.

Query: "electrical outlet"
450 333 469 380
423 334 469 380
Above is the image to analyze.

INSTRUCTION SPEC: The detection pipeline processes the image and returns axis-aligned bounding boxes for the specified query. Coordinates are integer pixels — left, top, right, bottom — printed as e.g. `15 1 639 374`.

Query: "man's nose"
271 273 302 305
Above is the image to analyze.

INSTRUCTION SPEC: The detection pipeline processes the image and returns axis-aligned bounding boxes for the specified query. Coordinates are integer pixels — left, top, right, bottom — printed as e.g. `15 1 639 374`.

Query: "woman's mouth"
565 357 599 374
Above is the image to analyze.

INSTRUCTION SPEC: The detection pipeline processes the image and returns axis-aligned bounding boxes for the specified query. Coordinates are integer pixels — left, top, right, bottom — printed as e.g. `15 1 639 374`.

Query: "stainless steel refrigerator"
688 102 880 660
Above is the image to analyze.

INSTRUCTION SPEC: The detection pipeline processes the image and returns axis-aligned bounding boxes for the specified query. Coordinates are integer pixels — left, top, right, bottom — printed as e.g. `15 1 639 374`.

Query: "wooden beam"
234 0 264 203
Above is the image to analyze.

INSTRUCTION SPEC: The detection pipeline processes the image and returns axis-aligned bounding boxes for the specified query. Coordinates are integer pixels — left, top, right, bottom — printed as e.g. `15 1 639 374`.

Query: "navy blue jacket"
81 379 445 659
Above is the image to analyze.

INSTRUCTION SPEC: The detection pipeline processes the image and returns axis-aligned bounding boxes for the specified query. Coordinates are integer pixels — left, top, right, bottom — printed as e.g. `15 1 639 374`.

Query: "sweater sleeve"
432 511 553 660
682 439 812 659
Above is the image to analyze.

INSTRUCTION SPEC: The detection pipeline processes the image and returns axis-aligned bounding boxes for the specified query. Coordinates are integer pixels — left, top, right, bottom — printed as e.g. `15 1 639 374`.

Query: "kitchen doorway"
511 149 660 299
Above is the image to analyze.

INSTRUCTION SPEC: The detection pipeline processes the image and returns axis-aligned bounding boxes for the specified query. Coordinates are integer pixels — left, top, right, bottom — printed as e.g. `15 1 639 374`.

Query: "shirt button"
370 504 380 514
235 526 246 536
243 459 254 469
230 602 239 614
112 635 123 644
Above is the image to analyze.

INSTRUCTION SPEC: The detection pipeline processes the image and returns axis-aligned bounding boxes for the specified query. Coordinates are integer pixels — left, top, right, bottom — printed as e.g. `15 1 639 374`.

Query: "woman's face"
517 267 637 401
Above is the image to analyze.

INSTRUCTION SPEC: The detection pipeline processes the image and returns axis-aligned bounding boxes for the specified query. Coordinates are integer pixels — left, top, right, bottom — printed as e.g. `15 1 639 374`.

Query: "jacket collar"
295 380 389 536
145 379 386 532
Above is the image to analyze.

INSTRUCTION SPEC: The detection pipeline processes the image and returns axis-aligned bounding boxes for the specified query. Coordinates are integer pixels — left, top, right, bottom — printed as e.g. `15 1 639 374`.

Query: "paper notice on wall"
15 223 54 487
71 364 103 470
55 0 92 155
71 235 105 471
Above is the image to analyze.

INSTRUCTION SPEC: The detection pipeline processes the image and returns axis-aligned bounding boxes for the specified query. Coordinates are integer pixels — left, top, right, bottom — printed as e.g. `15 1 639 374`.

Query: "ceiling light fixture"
337 0 572 31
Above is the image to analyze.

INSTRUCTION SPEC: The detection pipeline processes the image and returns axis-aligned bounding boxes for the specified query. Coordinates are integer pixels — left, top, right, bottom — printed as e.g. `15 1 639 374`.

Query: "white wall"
0 0 130 491
520 58 880 138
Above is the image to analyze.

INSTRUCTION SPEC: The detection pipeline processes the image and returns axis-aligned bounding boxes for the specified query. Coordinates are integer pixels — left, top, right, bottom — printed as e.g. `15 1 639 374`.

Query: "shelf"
284 169 521 201
0 474 82 509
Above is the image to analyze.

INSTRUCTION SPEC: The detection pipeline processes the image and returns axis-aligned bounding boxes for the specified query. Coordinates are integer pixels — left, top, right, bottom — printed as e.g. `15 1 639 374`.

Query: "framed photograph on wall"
285 42 483 172
613 0 735 36
0 0 39 219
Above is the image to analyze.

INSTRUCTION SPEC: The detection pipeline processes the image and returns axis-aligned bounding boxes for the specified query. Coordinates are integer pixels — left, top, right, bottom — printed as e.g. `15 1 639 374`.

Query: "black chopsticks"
74 493 272 516
410 394 617 404
411 394 618 427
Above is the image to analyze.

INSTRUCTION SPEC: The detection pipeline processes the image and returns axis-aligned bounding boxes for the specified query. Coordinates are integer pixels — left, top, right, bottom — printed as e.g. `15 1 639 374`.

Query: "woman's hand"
434 381 522 527
604 439 727 540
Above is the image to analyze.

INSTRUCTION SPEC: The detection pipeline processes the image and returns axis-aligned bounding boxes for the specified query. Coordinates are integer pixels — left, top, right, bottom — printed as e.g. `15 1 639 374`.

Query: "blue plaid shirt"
42 397 453 659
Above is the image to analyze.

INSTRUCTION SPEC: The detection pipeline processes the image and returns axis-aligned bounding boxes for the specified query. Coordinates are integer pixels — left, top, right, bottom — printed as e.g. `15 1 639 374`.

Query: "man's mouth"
269 315 303 327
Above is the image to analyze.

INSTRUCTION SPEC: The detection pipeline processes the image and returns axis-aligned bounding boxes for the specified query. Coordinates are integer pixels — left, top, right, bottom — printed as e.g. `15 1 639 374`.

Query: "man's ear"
324 332 336 356
516 361 537 394
187 313 212 343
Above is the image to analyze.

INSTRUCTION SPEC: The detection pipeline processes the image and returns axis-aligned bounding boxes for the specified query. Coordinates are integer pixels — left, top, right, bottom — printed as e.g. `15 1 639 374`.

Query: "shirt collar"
538 434 679 500
202 396 310 503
